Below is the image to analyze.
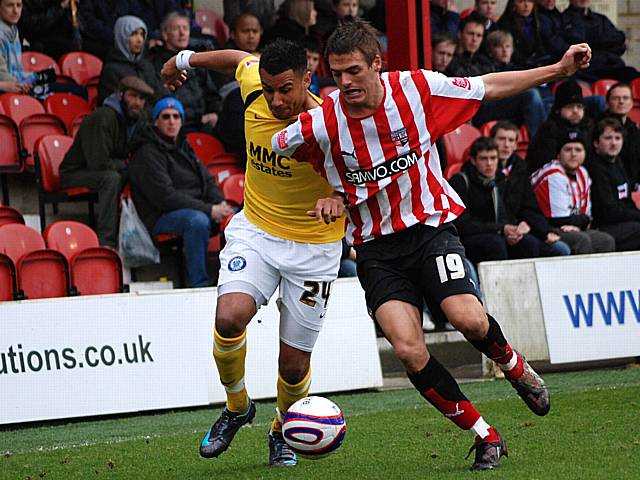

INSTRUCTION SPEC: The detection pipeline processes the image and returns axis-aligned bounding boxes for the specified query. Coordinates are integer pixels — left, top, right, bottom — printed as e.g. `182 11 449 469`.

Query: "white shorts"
218 211 342 352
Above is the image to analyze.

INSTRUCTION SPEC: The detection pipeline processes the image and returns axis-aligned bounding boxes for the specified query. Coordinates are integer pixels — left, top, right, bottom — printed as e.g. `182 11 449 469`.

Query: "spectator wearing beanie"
530 129 615 254
128 97 234 287
526 79 594 173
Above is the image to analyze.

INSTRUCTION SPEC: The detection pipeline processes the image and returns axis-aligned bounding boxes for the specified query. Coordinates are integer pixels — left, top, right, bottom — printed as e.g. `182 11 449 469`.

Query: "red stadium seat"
34 135 97 232
21 51 60 75
44 93 91 133
632 191 640 210
187 132 226 165
0 252 18 301
59 51 103 86
44 220 125 295
84 75 100 109
441 123 481 165
517 124 530 159
195 10 229 45
479 120 497 137
222 173 245 207
207 163 244 186
209 152 242 166
631 78 640 107
0 114 21 204
0 223 70 299
0 93 44 125
444 162 463 180
20 113 67 171
591 79 618 97
0 205 25 226
70 113 88 138
627 107 640 128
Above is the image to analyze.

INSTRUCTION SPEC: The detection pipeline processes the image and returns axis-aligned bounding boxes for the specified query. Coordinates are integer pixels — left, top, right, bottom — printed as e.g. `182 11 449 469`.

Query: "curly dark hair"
259 38 308 76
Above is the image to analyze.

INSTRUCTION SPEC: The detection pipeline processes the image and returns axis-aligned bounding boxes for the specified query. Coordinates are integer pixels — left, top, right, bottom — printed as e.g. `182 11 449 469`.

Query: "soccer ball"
282 396 346 458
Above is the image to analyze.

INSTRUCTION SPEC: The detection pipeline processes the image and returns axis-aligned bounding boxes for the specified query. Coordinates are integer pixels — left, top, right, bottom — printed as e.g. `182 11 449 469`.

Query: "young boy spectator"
60 76 154 248
530 130 615 254
149 12 221 133
226 12 262 55
490 121 569 256
447 14 546 136
587 118 640 251
98 15 166 105
599 83 640 187
301 35 322 95
128 97 234 287
431 32 457 73
450 137 546 263
526 79 593 173
562 0 639 83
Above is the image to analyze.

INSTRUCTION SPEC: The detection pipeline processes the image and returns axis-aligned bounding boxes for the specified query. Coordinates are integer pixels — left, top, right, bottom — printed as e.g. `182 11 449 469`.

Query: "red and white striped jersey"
272 70 484 245
530 160 592 218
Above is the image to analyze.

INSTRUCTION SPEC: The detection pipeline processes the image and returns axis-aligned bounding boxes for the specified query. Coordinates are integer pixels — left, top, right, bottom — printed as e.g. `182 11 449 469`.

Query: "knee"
215 306 249 338
279 362 309 384
442 295 487 339
188 210 211 234
393 340 428 373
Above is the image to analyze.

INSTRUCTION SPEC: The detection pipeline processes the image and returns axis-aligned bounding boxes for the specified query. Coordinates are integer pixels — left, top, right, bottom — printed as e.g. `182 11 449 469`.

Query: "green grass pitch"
2 366 639 479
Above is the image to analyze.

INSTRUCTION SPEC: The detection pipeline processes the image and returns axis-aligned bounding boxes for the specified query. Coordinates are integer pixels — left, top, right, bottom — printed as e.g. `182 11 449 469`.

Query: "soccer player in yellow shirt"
162 39 345 467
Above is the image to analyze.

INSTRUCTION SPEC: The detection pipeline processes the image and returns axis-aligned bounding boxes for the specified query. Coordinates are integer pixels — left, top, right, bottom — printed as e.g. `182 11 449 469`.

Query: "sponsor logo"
451 77 471 90
390 127 408 147
248 142 293 178
277 130 289 150
562 290 640 328
228 256 247 271
444 402 464 418
344 150 419 185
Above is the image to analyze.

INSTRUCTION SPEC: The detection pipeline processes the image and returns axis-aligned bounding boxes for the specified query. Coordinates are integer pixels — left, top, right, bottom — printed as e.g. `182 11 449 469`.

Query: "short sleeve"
272 116 306 157
235 55 261 103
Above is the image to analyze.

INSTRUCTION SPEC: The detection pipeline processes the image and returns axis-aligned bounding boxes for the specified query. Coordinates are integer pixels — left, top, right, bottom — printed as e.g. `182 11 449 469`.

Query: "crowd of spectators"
1 0 640 290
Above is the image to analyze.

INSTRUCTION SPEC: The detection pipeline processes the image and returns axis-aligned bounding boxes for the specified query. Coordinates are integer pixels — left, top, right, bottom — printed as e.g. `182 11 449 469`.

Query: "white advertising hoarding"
0 279 382 424
535 253 640 364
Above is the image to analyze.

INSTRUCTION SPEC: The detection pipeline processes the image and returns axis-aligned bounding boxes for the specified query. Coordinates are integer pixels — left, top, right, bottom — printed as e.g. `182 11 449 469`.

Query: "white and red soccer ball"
282 396 346 458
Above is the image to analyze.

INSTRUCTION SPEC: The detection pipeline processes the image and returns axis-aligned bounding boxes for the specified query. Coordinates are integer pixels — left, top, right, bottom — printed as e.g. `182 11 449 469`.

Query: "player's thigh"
418 228 481 326
277 240 342 353
218 212 280 311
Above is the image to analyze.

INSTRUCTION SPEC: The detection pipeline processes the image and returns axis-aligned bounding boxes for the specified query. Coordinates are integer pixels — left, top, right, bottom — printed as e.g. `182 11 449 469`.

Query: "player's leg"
442 294 550 416
267 238 342 466
200 213 281 459
374 299 505 470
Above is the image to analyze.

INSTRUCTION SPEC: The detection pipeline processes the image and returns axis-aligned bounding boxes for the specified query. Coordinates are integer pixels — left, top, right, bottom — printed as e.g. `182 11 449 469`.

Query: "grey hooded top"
114 15 147 62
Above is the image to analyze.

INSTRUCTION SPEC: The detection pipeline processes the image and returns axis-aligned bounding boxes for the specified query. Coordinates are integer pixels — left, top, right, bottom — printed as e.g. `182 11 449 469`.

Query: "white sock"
471 417 491 439
497 351 518 371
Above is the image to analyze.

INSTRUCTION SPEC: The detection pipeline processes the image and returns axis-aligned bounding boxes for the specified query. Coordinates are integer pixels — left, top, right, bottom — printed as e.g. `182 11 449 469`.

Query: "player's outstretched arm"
161 49 251 90
307 192 346 224
481 43 592 101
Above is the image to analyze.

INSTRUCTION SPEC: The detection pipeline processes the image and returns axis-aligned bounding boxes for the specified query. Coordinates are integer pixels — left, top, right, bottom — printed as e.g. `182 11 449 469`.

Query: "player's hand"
559 44 592 76
307 194 345 224
161 56 188 91
560 224 580 233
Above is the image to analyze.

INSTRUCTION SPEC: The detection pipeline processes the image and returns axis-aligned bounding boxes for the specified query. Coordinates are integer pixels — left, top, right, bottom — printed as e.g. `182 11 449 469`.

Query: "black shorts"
355 223 478 324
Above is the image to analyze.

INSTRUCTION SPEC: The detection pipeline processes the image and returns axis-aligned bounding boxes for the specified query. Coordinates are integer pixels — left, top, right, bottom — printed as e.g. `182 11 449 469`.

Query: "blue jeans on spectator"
338 258 357 278
473 88 546 137
542 239 571 256
152 208 212 288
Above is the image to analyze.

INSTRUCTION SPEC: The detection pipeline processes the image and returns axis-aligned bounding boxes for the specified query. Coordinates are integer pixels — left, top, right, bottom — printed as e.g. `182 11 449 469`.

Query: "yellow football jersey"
235 56 344 243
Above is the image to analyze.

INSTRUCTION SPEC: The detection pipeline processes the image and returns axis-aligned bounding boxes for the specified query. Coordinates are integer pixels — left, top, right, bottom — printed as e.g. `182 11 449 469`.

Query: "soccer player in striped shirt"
273 19 592 470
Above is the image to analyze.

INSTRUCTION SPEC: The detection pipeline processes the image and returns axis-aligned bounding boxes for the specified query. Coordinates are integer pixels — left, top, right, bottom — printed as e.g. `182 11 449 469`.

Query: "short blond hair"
486 30 513 51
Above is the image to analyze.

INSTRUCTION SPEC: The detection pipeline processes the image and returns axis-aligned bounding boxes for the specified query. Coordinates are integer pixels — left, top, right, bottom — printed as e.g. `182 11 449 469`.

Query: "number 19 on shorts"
435 254 465 283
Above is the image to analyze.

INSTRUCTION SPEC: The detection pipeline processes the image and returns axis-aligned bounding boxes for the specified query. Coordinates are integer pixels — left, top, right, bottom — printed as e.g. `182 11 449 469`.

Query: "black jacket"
526 112 593 173
596 111 640 187
78 0 129 46
445 51 495 78
495 12 551 68
450 161 514 236
60 94 141 176
19 0 75 59
98 48 166 105
537 6 568 62
502 154 553 239
561 5 626 70
128 125 225 232
587 152 640 227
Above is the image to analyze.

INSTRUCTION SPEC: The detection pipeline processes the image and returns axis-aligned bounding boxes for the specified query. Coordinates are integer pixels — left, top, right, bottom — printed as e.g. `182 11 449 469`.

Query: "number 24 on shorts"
299 281 333 308
435 254 465 283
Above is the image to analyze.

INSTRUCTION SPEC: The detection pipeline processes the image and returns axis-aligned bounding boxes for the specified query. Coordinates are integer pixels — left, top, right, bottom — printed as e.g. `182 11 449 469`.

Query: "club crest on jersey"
390 127 408 147
276 130 289 150
228 256 247 271
451 77 471 90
